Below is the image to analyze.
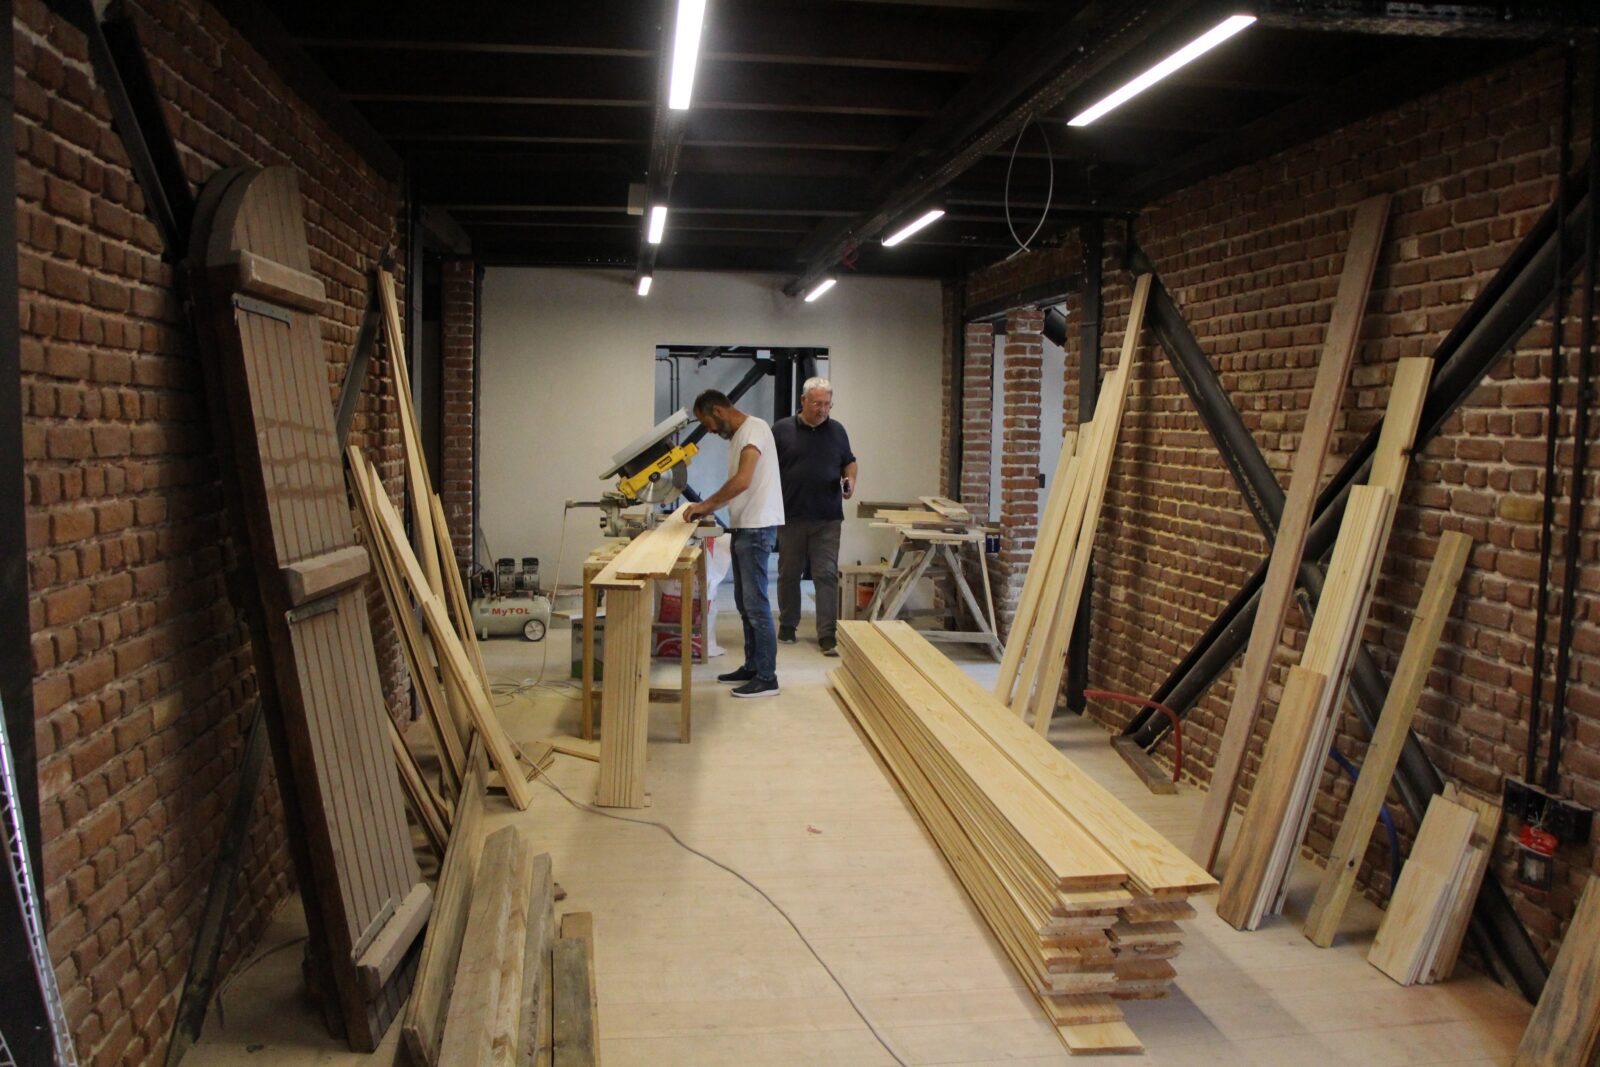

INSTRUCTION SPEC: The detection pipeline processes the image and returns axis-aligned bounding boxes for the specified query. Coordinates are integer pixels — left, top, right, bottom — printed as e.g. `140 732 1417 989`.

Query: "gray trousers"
777 519 842 641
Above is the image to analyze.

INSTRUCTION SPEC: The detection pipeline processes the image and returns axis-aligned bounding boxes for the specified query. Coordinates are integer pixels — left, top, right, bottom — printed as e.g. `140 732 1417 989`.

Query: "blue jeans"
731 527 778 682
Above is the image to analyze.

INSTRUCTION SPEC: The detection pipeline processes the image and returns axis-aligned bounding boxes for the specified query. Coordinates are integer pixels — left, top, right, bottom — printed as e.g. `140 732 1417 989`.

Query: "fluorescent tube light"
804 278 836 303
668 0 707 110
637 275 653 296
647 205 668 244
1067 15 1256 128
882 208 946 247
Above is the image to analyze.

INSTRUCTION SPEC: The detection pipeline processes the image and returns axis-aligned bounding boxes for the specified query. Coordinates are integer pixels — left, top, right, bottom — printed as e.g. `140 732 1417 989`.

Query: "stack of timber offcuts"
830 621 1215 1052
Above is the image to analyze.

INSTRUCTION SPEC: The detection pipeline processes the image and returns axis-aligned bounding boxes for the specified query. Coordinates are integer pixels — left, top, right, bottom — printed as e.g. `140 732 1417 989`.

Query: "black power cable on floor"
535 774 914 1067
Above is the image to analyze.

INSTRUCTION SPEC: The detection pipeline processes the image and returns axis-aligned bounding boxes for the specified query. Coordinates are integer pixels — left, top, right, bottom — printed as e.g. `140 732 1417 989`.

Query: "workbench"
580 542 706 744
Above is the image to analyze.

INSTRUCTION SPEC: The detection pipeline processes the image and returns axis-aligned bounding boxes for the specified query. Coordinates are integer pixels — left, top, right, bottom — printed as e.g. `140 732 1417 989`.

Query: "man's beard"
715 417 733 439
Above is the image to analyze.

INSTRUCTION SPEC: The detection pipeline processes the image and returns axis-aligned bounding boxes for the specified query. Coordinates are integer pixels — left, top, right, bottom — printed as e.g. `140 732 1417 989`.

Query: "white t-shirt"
726 416 786 529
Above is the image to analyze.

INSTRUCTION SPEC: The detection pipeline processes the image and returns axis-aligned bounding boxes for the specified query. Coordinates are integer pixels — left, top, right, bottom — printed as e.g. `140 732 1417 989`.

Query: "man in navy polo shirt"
772 377 858 656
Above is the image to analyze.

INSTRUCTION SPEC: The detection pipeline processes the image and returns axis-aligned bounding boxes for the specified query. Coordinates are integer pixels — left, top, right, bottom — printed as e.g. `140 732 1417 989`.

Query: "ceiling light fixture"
647 205 668 244
637 275 653 296
1067 14 1257 128
882 208 946 247
804 277 836 303
668 0 708 111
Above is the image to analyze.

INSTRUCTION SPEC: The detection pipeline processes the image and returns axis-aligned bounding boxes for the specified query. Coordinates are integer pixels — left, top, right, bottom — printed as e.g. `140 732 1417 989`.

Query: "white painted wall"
479 269 944 589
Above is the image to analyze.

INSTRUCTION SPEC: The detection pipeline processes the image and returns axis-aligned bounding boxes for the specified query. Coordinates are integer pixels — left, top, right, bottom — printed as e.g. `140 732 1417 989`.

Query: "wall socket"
1502 778 1593 844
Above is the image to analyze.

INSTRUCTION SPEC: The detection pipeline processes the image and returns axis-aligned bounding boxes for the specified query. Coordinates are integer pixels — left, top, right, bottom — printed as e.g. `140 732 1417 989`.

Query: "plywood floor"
188 592 1532 1066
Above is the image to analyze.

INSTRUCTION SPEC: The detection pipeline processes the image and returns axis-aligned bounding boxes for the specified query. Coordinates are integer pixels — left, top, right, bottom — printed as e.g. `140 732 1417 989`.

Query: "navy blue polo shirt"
772 415 856 522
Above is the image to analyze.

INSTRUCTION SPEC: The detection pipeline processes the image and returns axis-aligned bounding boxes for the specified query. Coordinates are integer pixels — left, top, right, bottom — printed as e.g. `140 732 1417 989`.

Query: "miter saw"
579 408 700 537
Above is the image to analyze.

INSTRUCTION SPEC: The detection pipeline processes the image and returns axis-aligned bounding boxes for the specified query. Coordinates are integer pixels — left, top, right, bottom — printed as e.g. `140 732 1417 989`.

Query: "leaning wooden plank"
388 722 449 857
1368 794 1478 985
871 621 1216 897
1031 273 1152 734
1303 530 1473 947
1214 665 1328 930
1513 875 1600 1067
560 914 601 1066
355 450 535 810
552 938 598 1067
431 490 490 689
1262 358 1432 912
1426 784 1501 982
438 826 523 1066
496 849 553 1067
1189 195 1391 869
378 268 445 600
402 737 488 1066
350 460 466 796
995 432 1080 700
595 584 654 808
1009 416 1102 714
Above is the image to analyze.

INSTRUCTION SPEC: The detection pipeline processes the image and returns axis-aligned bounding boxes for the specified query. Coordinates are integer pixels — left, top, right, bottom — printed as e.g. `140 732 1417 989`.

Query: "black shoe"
819 638 838 657
732 678 780 698
718 666 757 684
777 626 797 644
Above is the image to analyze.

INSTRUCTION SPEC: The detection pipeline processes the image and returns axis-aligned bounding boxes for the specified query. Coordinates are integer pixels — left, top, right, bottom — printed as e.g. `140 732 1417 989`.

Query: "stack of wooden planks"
1215 357 1433 931
1367 785 1502 986
995 275 1151 738
830 620 1215 1055
592 507 701 808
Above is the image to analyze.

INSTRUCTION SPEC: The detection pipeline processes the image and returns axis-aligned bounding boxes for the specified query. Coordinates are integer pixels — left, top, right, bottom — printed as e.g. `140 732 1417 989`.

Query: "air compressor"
469 557 553 641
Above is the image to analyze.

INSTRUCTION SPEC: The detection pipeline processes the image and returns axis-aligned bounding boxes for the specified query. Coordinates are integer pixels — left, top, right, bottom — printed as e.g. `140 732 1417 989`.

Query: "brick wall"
15 1 409 1063
440 258 476 568
957 45 1600 965
956 321 994 520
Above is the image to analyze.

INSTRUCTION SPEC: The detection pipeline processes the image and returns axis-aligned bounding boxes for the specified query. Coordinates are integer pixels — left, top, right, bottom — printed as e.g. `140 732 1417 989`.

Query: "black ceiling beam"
1253 0 1595 38
314 48 656 104
1114 37 1523 206
782 0 1207 295
685 111 920 152
286 0 1003 72
830 0 1058 10
362 102 651 145
676 145 889 180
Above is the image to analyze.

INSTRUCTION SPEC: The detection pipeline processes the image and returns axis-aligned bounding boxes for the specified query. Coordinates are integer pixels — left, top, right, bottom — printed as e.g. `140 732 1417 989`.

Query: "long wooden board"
1190 195 1391 869
994 431 1079 698
402 737 488 1066
594 505 699 584
355 451 535 810
1303 530 1473 946
1029 276 1151 734
1214 666 1327 930
1514 875 1600 1066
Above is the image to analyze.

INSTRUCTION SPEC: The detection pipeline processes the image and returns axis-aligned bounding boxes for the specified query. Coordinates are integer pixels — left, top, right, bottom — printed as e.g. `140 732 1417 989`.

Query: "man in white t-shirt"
683 390 786 697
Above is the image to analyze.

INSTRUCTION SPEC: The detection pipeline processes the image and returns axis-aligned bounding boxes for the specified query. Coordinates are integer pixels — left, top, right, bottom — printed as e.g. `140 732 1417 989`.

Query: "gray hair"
801 376 833 400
